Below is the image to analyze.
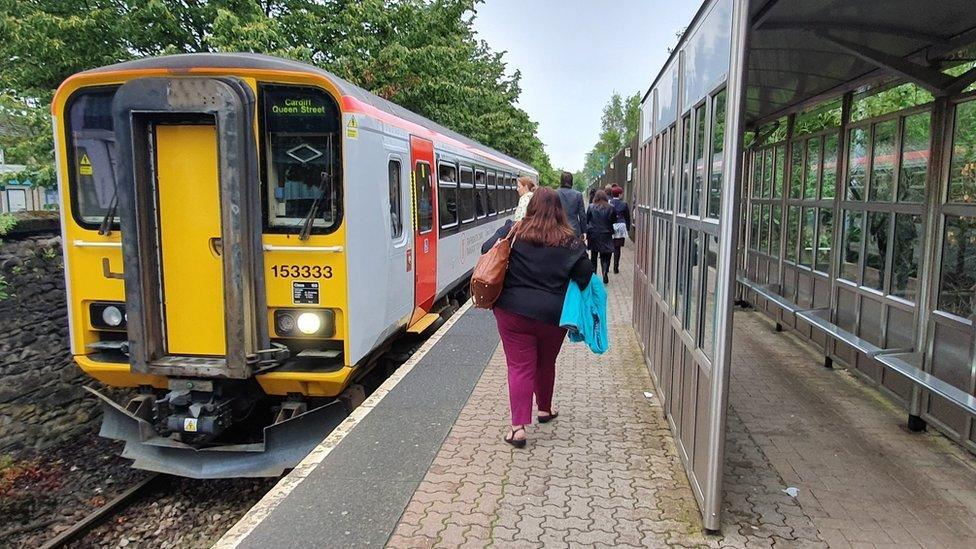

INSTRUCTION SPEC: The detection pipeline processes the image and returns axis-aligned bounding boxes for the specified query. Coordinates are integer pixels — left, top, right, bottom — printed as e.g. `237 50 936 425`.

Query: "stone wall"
0 224 101 454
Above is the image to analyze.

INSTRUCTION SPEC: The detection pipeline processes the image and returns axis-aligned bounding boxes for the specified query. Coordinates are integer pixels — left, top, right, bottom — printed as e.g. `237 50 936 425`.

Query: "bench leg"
907 414 927 433
823 356 833 369
774 322 783 333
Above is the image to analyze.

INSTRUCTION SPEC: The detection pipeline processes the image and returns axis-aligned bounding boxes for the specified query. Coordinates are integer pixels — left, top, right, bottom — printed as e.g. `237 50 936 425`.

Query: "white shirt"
515 191 533 221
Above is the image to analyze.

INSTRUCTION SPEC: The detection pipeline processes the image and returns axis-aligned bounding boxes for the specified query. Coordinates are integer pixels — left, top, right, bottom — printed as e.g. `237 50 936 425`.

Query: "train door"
154 123 226 355
409 136 437 325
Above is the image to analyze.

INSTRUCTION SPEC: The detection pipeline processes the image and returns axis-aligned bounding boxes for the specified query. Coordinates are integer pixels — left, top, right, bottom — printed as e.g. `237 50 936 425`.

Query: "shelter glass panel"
938 215 976 319
800 207 815 267
790 144 803 199
891 213 923 301
707 89 726 219
693 105 707 216
948 100 976 204
816 208 832 274
870 120 897 202
804 138 820 199
702 233 719 358
848 127 869 201
786 205 800 263
841 210 864 283
899 112 931 202
823 133 838 199
864 212 891 292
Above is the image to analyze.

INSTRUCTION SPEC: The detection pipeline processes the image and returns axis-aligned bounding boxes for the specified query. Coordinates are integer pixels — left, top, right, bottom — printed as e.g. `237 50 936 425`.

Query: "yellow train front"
54 54 531 477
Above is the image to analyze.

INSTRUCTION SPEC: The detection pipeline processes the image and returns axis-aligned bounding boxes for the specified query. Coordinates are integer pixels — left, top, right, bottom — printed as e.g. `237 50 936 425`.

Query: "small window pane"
847 128 868 201
707 89 726 219
750 203 761 250
763 148 773 198
816 208 832 273
840 210 864 282
822 134 838 199
898 112 930 203
702 234 719 358
804 138 820 199
475 170 487 218
676 228 688 320
851 82 934 123
870 120 896 201
415 162 434 233
948 101 976 203
685 231 701 334
800 207 816 267
487 172 497 215
770 204 782 257
789 143 803 199
389 160 403 238
864 212 891 291
938 215 976 318
759 204 771 254
891 213 923 301
773 145 785 198
786 206 801 263
458 168 475 222
681 115 692 213
692 105 706 216
751 151 763 198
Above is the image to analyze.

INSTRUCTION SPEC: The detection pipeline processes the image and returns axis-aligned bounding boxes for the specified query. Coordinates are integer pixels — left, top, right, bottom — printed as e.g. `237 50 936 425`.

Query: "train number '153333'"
271 265 333 279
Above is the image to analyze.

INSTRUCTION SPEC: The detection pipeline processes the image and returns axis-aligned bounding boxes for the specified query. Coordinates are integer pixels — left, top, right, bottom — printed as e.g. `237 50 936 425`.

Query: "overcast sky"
472 0 700 171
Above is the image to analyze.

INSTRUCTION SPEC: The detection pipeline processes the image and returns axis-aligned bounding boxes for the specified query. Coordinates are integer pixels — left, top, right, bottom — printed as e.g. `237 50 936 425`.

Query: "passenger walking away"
556 171 587 236
609 186 631 274
586 190 617 284
481 187 593 448
514 175 536 221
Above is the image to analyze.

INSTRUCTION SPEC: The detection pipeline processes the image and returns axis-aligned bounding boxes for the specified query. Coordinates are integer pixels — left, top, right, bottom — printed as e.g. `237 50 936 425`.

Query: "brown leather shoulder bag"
470 223 519 309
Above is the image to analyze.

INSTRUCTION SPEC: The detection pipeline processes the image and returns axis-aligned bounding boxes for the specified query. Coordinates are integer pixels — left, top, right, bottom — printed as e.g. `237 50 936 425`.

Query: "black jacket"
586 204 617 254
482 220 592 325
610 197 631 232
557 187 587 236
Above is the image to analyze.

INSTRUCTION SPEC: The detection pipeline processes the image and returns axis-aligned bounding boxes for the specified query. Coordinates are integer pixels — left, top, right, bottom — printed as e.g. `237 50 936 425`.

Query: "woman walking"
586 190 617 284
514 175 536 221
609 186 631 274
481 187 593 448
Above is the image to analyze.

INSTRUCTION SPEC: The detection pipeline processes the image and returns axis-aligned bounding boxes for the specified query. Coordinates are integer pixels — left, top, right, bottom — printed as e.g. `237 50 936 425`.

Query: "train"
53 53 536 477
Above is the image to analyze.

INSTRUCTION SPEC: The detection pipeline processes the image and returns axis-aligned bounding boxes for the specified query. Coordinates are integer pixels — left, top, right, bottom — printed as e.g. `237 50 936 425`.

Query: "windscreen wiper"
298 171 328 241
98 195 118 236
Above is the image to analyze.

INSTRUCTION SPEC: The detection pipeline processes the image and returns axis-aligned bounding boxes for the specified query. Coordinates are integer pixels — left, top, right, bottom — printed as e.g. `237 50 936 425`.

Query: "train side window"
475 169 487 218
260 85 342 234
509 177 518 211
487 172 497 215
459 166 476 222
389 159 403 239
414 161 434 234
438 162 459 229
65 88 119 229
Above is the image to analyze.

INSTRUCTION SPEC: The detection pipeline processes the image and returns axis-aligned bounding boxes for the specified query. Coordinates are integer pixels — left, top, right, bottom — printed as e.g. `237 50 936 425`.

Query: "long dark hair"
591 190 610 209
518 187 576 247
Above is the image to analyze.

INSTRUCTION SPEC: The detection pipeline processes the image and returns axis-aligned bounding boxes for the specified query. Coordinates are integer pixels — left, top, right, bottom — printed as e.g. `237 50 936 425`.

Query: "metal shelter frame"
633 0 976 532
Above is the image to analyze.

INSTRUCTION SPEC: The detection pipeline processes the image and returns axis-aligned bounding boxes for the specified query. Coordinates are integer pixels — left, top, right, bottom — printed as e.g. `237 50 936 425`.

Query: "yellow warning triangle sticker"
79 154 93 176
347 117 358 128
346 116 359 139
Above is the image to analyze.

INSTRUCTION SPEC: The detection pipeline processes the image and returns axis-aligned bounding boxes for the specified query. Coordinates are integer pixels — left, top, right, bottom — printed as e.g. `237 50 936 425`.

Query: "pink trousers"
493 307 567 426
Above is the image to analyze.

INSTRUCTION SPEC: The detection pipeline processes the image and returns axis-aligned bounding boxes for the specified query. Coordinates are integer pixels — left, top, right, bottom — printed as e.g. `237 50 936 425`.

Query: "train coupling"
84 386 348 478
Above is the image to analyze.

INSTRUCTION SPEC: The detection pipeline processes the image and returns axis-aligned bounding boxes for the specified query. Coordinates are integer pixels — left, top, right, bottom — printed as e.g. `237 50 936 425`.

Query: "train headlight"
297 312 322 335
274 309 335 337
102 306 124 327
90 302 127 330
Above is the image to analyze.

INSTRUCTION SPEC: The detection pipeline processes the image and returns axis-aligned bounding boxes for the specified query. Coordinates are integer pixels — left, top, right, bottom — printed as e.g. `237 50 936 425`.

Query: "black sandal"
504 426 526 448
538 411 559 424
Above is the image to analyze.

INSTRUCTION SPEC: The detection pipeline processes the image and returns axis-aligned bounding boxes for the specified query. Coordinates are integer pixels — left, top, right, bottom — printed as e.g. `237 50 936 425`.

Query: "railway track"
38 473 164 549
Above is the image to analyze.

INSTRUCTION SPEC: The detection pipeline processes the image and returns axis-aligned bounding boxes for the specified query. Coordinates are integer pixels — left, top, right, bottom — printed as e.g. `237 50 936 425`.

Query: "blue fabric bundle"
559 273 609 354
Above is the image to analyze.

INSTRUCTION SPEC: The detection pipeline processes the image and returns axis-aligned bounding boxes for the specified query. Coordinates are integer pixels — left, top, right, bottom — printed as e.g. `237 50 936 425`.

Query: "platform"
218 247 976 548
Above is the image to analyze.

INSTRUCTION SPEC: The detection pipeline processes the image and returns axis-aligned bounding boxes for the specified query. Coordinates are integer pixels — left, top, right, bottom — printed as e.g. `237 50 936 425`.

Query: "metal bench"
736 277 801 332
875 352 976 419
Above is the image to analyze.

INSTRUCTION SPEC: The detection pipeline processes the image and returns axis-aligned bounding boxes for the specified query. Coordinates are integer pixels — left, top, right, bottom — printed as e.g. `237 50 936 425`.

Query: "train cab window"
414 161 434 234
389 160 403 239
459 166 476 222
65 88 119 228
260 85 342 234
487 172 497 215
438 162 459 229
475 169 488 218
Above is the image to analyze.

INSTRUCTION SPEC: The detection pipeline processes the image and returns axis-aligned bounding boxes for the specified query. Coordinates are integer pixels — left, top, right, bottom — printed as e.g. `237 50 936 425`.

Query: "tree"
0 0 554 186
577 91 641 188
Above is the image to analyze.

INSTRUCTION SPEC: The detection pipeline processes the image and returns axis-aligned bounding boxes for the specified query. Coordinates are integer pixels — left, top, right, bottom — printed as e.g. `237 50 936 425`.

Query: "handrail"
262 244 344 253
73 240 122 248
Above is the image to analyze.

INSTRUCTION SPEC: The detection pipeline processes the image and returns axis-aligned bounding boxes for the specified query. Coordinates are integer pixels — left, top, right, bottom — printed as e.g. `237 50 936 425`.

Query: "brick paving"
386 247 976 548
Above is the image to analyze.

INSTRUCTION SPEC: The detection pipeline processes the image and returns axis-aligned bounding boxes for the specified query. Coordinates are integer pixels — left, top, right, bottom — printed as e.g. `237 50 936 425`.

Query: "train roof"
80 53 537 174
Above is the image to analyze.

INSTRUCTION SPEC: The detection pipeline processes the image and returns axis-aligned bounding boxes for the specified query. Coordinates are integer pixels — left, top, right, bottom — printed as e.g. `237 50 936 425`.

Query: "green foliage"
577 91 640 188
0 0 554 185
0 213 15 236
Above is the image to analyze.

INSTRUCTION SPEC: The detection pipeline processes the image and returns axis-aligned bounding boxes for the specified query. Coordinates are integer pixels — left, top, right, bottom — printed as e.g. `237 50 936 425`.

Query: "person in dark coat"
481 187 593 448
586 190 617 284
556 171 587 237
609 186 631 274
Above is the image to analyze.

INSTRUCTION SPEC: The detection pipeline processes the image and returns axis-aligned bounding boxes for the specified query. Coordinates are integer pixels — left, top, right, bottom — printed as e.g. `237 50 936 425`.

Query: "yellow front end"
54 66 353 398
